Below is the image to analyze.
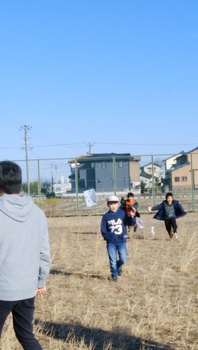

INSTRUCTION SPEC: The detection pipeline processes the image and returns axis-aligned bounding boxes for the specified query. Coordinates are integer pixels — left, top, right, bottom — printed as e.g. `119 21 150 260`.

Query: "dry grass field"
1 212 198 350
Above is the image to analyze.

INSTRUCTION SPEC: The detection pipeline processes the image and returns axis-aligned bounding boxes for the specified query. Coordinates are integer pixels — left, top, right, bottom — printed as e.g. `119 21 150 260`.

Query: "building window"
175 177 180 182
91 162 95 168
118 161 123 168
147 167 152 174
102 161 106 169
181 176 187 182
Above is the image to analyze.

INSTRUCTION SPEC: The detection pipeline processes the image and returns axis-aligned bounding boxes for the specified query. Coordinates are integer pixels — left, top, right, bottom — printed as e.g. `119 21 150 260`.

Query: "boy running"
148 192 187 239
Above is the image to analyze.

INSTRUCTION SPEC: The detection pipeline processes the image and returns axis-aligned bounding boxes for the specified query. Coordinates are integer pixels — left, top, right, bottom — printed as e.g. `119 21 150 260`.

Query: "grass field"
1 213 198 350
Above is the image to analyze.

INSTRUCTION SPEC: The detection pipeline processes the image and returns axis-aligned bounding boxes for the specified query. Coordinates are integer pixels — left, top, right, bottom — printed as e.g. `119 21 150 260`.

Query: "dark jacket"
101 209 128 243
151 200 187 221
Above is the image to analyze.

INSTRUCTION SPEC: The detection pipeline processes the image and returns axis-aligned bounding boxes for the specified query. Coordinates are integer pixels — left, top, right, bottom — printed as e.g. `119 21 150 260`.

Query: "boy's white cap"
107 195 119 203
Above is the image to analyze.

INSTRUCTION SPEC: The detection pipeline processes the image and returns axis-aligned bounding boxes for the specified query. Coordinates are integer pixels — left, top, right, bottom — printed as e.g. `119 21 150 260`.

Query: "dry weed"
1 213 198 349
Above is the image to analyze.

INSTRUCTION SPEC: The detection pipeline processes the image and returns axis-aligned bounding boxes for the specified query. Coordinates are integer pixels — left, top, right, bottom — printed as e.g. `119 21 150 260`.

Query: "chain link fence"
14 151 198 215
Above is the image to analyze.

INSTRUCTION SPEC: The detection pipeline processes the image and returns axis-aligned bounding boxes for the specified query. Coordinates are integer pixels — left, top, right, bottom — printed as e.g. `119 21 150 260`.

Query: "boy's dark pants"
0 297 43 350
164 217 177 235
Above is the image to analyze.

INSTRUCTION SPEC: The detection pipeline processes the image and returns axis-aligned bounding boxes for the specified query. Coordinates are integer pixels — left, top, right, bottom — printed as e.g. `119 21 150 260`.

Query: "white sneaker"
174 233 179 239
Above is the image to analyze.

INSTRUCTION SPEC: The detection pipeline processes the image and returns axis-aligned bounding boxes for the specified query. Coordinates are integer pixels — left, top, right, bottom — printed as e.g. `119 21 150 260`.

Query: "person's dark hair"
166 192 173 199
127 192 134 198
0 161 22 194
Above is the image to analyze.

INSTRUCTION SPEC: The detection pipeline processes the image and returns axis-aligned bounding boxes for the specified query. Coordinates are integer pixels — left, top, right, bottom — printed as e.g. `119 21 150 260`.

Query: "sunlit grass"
1 213 198 349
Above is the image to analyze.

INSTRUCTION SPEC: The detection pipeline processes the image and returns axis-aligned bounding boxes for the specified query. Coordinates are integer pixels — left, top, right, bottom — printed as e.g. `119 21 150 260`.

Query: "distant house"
53 183 68 196
163 151 186 173
140 162 162 191
163 147 198 191
68 153 141 193
170 147 198 190
163 151 188 190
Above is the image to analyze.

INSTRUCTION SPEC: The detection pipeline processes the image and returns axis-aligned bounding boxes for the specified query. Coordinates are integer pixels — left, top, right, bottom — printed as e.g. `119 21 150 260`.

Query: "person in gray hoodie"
0 161 51 350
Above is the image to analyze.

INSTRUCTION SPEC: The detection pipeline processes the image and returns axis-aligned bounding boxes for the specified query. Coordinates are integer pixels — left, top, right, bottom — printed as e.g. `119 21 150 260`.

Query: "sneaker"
112 276 118 282
174 232 179 239
118 267 123 276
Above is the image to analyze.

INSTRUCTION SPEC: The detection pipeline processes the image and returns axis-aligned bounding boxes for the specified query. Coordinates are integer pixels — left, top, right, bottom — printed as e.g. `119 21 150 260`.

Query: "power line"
0 142 198 150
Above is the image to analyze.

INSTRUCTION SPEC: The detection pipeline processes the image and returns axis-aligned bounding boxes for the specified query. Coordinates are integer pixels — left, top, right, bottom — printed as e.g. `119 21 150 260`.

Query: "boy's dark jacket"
101 208 128 243
151 200 187 220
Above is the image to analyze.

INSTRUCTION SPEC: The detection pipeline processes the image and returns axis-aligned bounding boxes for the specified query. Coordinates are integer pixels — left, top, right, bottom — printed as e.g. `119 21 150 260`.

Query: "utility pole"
51 164 54 193
20 124 32 195
86 142 95 155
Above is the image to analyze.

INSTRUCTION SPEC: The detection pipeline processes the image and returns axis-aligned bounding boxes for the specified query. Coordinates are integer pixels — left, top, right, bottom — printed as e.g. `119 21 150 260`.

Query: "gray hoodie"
0 194 51 301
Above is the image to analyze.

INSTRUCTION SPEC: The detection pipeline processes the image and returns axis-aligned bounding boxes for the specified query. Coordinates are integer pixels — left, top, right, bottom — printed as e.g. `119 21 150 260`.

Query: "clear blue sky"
0 0 198 180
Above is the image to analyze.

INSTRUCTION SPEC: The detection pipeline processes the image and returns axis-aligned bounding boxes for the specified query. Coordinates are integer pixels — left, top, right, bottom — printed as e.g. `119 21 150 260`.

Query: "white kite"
83 189 98 207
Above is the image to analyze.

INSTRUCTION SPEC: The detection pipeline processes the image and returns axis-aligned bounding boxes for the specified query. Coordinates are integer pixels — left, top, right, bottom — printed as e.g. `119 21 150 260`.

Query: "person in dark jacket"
148 192 187 239
101 195 134 281
120 192 140 238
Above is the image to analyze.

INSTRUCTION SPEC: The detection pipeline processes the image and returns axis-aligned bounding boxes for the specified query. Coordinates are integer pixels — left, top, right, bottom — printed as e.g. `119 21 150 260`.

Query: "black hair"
0 161 22 194
165 192 173 199
127 192 134 198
